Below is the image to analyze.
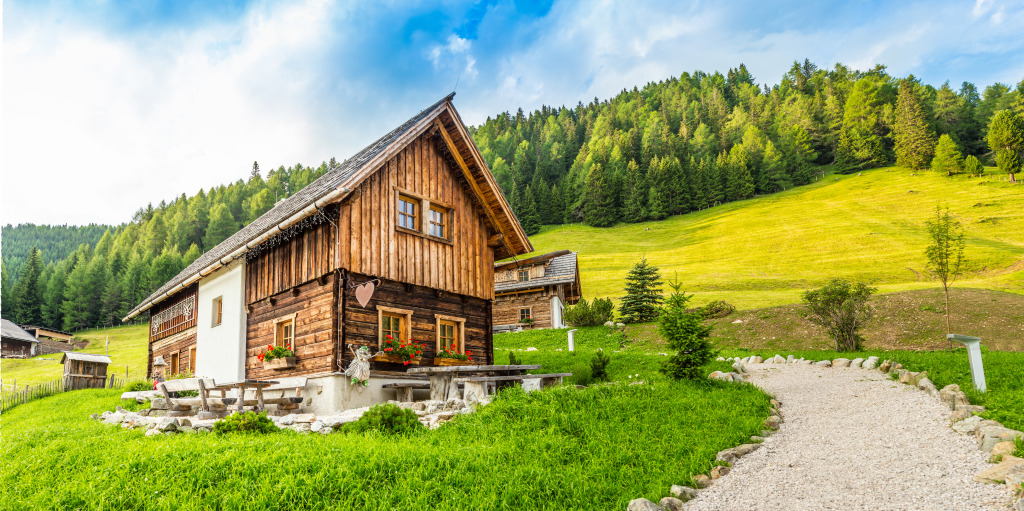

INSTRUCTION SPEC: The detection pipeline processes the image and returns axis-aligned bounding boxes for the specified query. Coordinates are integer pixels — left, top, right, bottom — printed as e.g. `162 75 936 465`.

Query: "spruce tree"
204 203 237 249
622 159 648 223
12 247 44 325
583 164 617 227
725 146 755 201
659 279 716 380
0 260 10 318
618 257 663 324
894 79 937 170
931 135 965 175
519 186 542 235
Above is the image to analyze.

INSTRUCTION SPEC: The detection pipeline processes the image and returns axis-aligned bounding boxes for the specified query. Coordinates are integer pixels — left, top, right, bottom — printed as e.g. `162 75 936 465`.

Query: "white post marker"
948 334 986 392
567 329 577 352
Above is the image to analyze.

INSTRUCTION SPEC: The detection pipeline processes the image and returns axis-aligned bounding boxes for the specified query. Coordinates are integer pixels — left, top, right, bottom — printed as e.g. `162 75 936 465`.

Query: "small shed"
61 353 113 389
2 319 40 358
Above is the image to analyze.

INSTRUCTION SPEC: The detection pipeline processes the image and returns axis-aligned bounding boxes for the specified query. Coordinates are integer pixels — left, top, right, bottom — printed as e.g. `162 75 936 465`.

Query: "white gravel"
685 363 1014 511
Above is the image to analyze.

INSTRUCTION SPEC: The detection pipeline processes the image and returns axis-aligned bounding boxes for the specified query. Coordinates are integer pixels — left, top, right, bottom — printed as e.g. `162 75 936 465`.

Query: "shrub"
213 411 278 435
118 399 151 412
802 278 876 351
689 300 735 319
124 380 153 392
565 297 615 326
590 350 611 382
508 350 520 366
340 403 425 436
964 155 984 176
659 279 716 380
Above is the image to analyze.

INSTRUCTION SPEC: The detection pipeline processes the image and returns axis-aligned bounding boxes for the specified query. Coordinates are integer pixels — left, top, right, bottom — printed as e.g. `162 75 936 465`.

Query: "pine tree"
931 135 965 176
622 160 648 223
0 260 11 318
583 164 617 227
987 110 1024 183
204 203 237 249
659 279 716 380
42 261 69 328
519 186 542 235
619 258 663 324
964 155 984 177
894 79 937 170
725 146 755 201
12 247 44 324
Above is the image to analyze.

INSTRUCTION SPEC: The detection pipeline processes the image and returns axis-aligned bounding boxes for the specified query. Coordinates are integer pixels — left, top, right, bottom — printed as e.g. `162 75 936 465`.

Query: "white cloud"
429 35 477 81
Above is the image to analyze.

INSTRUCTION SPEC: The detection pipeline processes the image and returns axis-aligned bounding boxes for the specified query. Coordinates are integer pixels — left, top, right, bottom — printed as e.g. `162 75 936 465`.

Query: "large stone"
294 413 316 424
850 358 864 368
731 362 746 374
917 377 939 397
1004 464 1024 491
708 371 729 381
898 370 912 384
716 357 726 362
979 427 1024 452
658 497 684 511
879 360 892 372
310 421 324 433
1015 497 1024 511
734 443 761 456
154 417 177 432
692 475 711 488
802 359 813 365
729 372 745 383
992 441 1018 458
909 371 928 386
973 456 1024 484
939 384 969 411
951 404 986 422
862 356 879 370
952 415 985 434
100 411 126 425
786 355 795 363
669 485 697 502
149 398 168 410
176 417 193 428
814 360 832 367
626 498 664 511
710 465 731 479
773 355 785 364
750 356 764 364
279 414 297 426
145 428 162 437
764 415 782 430
833 358 851 367
716 449 739 464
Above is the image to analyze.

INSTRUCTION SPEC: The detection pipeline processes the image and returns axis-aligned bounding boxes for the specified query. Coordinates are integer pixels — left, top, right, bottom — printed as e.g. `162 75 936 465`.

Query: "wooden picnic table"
214 379 279 413
407 365 541 401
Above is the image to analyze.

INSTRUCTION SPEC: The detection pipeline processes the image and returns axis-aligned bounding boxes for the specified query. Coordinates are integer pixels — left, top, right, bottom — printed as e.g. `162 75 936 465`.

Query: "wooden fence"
0 374 126 414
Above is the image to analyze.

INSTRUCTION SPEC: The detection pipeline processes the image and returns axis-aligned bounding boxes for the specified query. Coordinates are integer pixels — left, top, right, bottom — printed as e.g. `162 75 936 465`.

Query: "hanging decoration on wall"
245 203 340 261
350 278 381 308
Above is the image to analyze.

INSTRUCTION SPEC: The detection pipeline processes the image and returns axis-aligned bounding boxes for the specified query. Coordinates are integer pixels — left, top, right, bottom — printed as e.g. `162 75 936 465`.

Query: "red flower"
403 361 410 365
385 347 392 352
466 350 472 355
267 345 273 350
408 353 414 359
468 357 473 362
258 354 264 361
415 350 421 355
386 335 392 340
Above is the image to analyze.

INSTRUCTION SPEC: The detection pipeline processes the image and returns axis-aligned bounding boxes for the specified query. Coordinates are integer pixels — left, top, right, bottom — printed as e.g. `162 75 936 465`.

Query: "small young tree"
803 279 876 351
618 258 663 323
931 134 964 176
659 279 715 380
964 155 984 177
925 206 966 334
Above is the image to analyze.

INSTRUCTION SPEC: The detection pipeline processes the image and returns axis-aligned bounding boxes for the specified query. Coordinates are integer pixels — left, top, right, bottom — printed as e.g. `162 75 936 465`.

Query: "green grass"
0 327 769 510
0 324 148 388
718 347 1024 431
518 167 1023 310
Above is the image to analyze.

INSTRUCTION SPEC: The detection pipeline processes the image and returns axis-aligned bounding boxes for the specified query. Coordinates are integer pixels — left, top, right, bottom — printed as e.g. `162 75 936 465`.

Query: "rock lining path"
685 363 1013 511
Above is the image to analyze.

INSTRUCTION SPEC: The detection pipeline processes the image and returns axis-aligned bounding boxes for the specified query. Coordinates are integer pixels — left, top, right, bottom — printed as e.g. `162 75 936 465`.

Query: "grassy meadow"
519 166 1023 310
0 324 148 388
0 328 768 511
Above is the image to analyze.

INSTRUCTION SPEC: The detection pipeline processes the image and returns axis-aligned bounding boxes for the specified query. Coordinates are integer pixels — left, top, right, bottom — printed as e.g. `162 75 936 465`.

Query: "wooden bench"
157 378 218 416
492 324 521 334
452 373 572 402
382 382 430 402
257 377 307 411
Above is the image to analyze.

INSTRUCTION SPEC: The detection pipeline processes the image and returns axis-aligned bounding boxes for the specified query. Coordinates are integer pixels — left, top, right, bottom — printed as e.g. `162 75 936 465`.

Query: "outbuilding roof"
1 319 39 344
125 94 532 320
60 353 112 365
495 251 579 294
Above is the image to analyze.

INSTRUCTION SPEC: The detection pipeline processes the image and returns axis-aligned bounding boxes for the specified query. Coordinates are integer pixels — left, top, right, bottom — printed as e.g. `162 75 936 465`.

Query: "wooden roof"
125 94 531 320
60 353 112 364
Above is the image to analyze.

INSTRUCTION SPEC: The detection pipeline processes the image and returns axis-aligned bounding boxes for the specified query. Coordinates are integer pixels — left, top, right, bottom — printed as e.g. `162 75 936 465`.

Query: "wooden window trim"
519 307 532 323
394 187 455 245
189 346 197 373
274 313 297 349
378 306 414 348
396 225 455 246
398 194 419 231
434 314 466 353
428 205 451 241
212 297 223 327
169 352 179 376
518 269 530 282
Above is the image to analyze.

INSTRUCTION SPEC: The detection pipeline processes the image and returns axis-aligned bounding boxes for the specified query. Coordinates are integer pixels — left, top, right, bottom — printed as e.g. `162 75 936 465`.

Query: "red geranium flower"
385 347 392 352
466 350 472 355
267 345 273 350
403 361 410 365
415 350 421 355
386 334 392 340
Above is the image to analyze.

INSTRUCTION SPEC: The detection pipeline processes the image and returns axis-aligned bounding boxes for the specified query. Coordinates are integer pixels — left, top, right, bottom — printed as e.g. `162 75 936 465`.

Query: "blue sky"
3 0 1023 226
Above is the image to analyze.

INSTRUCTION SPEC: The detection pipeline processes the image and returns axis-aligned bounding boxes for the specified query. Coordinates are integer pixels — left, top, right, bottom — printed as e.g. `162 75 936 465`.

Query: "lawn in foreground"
1 378 768 510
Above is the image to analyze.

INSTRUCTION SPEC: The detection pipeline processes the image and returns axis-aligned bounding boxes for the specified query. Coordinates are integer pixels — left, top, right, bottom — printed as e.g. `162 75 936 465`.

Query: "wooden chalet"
1 319 39 358
123 94 533 413
493 251 581 330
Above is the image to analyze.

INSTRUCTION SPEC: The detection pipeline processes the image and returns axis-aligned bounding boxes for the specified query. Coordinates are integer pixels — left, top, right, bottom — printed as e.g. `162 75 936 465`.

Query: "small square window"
518 270 530 282
275 318 294 349
382 313 403 341
519 307 532 322
398 196 418 230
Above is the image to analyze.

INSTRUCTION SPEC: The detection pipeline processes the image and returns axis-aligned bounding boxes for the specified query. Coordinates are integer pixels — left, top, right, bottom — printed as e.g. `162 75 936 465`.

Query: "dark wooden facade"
1 338 35 358
147 285 198 378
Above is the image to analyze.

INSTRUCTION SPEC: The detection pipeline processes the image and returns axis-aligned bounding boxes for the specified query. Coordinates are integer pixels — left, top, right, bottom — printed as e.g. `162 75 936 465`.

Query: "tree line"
1 162 332 330
3 59 1023 332
469 60 1024 232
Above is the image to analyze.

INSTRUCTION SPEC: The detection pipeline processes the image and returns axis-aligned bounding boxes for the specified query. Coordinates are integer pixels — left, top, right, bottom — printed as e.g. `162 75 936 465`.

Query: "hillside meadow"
0 324 147 388
520 166 1023 310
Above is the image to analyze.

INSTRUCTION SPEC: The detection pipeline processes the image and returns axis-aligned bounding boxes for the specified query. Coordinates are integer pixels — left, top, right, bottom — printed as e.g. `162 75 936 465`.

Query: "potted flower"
259 343 296 370
373 336 423 366
433 348 475 366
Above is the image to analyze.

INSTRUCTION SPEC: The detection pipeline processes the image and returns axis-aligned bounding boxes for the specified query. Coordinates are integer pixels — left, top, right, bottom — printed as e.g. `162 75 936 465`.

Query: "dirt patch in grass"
627 288 1024 352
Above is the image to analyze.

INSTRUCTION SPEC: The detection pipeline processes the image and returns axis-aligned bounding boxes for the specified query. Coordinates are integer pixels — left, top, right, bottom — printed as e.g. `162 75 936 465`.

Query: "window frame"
189 346 197 373
377 306 414 348
519 307 532 323
434 314 466 353
212 296 223 327
274 314 296 349
169 352 179 376
518 269 530 282
394 187 454 245
428 205 450 240
397 195 419 231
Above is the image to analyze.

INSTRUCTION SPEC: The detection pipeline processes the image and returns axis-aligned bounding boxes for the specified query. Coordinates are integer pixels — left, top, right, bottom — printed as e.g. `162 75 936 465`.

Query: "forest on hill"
2 59 1023 332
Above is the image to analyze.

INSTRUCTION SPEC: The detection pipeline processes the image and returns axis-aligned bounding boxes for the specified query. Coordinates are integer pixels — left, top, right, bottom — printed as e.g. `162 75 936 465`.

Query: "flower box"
433 357 475 366
263 357 297 370
373 353 422 365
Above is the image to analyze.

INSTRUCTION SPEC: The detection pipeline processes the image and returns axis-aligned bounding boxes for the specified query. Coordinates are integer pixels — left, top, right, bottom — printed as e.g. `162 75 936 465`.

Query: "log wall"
245 218 336 305
494 288 554 329
149 285 197 342
150 328 197 378
245 274 338 381
342 273 492 369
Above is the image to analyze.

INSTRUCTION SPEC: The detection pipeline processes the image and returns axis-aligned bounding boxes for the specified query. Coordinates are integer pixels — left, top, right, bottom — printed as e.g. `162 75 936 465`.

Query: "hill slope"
0 324 148 388
520 167 1023 309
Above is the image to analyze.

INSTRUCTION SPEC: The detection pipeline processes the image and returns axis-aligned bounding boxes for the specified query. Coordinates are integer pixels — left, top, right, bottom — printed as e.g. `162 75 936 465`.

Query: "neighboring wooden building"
123 94 532 413
61 352 112 389
1 319 39 358
493 251 581 330
21 325 74 343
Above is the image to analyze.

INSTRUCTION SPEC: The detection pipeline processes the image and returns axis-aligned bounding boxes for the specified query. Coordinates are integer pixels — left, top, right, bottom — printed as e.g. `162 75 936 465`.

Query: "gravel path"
685 363 1013 511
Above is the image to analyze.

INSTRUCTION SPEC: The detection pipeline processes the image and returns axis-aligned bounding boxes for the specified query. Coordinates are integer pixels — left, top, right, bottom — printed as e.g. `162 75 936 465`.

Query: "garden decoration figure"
345 345 374 386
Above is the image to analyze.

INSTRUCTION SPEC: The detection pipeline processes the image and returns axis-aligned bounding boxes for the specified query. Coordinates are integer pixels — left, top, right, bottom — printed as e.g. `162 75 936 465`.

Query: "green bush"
590 350 611 382
690 300 735 319
124 380 154 392
508 350 520 366
802 278 876 351
340 403 424 436
565 297 615 327
213 411 278 435
660 280 716 380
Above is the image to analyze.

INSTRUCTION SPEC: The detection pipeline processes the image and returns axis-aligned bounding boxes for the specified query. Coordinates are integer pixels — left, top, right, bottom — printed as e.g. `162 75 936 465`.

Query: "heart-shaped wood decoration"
354 282 375 308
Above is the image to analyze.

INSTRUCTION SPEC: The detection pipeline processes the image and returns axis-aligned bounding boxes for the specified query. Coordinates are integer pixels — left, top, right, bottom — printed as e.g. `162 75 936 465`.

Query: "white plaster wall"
195 261 246 382
550 295 565 329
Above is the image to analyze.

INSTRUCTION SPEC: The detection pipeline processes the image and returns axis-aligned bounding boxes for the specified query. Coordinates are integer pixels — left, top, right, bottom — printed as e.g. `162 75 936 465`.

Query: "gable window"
378 306 414 348
398 196 418 230
518 269 530 282
275 317 294 349
435 315 466 354
519 307 532 323
429 206 448 239
212 297 223 327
